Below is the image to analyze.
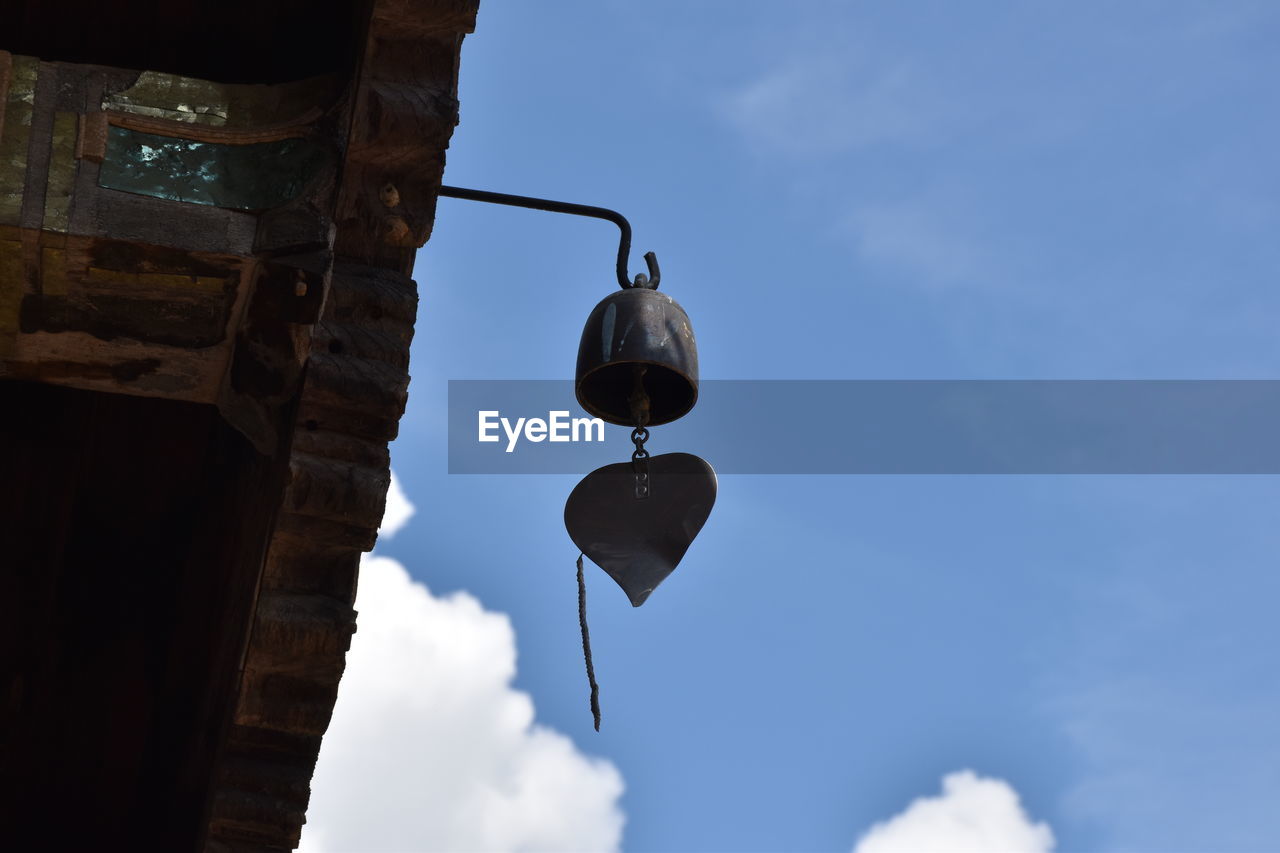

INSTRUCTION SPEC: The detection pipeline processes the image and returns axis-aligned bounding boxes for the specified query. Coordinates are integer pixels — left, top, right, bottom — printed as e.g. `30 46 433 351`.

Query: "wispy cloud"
720 53 955 156
853 770 1054 853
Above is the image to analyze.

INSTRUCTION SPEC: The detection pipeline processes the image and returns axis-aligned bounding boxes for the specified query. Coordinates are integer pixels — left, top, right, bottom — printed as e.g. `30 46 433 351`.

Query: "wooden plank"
0 55 36 225
75 111 108 163
18 62 57 232
42 112 78 232
1 230 253 401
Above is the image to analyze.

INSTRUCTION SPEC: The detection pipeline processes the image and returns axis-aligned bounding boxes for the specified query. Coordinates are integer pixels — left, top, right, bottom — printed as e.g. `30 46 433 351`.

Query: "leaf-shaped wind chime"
565 252 716 730
437 186 716 730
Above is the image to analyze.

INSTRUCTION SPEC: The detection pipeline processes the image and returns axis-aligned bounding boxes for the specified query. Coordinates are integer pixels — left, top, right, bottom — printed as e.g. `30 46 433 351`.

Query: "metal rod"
438 184 660 289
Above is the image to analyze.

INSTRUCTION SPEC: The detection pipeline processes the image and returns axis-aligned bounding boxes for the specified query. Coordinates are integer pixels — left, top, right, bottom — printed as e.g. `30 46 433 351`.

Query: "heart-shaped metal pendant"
565 452 717 606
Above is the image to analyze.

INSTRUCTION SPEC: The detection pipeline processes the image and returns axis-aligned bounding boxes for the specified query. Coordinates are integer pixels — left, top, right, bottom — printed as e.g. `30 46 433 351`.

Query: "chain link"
631 426 650 461
631 427 651 498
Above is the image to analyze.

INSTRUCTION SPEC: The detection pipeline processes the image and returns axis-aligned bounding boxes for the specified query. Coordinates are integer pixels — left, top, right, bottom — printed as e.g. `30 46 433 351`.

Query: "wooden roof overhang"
0 1 479 849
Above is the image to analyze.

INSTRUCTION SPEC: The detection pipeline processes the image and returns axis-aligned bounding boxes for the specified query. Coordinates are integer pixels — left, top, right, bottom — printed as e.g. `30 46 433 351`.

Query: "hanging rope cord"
576 553 602 731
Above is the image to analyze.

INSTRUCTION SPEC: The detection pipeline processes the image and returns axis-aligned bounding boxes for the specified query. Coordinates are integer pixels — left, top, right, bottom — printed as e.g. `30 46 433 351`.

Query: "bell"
575 285 698 426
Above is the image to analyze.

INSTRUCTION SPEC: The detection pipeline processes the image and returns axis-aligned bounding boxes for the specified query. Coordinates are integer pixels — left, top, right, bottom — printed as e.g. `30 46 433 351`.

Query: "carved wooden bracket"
333 3 476 271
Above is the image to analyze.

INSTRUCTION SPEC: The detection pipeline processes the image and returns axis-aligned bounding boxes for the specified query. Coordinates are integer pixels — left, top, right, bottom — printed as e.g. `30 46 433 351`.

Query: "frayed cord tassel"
577 553 601 731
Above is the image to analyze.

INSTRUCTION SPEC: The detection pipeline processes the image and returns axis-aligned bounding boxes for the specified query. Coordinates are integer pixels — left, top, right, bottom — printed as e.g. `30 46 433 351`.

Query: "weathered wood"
1 2 474 851
208 259 425 848
103 108 324 145
297 399 405 443
74 111 108 163
286 452 391 529
290 428 391 468
215 260 317 454
208 788 308 849
372 0 478 37
334 18 469 270
0 57 344 256
235 670 345 737
261 546 363 600
216 754 315 813
89 191 261 256
241 611 357 663
0 228 253 402
328 262 419 324
271 512 381 553
303 350 410 413
313 319 412 366
18 61 58 232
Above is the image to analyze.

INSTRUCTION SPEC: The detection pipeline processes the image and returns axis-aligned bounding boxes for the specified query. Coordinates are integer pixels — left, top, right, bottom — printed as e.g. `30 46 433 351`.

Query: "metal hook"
437 185 660 290
632 251 661 289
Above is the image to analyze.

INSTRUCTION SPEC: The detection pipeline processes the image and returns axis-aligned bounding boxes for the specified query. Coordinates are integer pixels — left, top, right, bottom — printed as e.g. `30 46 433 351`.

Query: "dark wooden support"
0 1 477 850
334 4 474 271
205 263 418 851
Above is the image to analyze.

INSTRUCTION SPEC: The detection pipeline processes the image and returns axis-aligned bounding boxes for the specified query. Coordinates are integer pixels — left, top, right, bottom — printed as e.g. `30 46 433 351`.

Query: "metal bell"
575 284 699 426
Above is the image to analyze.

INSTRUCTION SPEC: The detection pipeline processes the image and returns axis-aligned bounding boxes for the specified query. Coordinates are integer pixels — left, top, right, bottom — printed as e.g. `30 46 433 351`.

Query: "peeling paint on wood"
103 70 339 130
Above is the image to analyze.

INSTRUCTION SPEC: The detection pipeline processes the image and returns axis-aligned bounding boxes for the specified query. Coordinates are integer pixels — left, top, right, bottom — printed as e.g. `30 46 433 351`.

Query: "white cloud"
300 476 625 852
854 770 1054 853
378 470 416 539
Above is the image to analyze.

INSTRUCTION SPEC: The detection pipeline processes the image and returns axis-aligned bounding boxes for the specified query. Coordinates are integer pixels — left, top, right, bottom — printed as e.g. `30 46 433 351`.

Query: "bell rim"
574 358 699 427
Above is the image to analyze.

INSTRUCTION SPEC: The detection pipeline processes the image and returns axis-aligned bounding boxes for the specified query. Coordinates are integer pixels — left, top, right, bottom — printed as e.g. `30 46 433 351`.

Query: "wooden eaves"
0 1 480 849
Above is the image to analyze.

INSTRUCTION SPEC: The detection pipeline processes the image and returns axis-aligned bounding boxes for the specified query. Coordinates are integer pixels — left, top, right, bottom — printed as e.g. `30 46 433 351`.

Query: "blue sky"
303 3 1280 851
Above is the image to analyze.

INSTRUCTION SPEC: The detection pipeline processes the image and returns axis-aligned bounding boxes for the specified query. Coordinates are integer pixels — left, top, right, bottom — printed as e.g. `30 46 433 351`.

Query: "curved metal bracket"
437 185 660 290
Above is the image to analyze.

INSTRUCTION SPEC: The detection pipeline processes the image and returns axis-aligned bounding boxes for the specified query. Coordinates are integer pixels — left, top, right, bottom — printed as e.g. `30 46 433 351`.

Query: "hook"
437 185 661 291
632 251 662 290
